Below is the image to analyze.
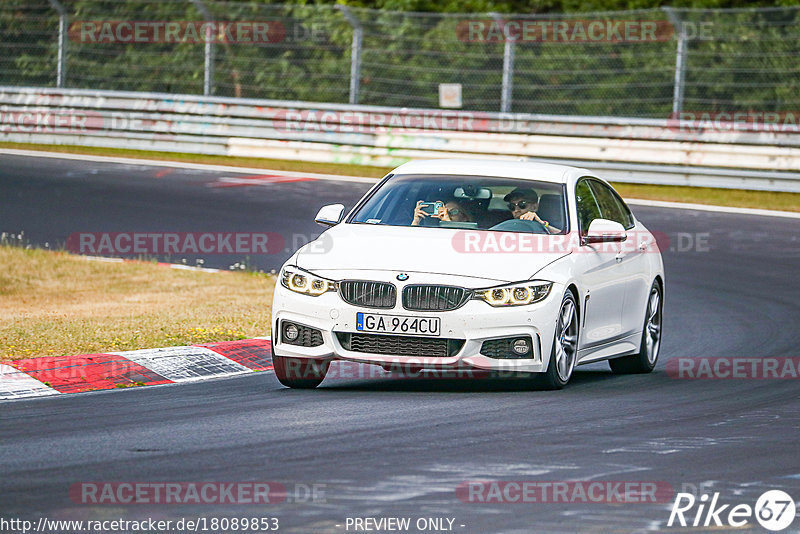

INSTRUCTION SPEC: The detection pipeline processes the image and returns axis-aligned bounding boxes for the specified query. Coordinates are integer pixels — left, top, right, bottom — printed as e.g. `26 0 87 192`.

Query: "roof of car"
391 159 593 184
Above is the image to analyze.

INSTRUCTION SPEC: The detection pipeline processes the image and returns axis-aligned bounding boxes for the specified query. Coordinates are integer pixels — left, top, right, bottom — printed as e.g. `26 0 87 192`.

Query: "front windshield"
349 174 568 235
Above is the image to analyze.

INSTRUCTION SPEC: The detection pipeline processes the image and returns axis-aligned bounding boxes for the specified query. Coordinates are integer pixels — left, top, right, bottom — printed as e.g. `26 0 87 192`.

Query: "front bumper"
271 275 564 374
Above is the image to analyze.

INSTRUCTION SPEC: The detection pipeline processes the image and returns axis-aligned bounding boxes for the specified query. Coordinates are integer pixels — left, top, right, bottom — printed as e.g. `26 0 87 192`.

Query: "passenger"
504 188 561 234
411 199 475 226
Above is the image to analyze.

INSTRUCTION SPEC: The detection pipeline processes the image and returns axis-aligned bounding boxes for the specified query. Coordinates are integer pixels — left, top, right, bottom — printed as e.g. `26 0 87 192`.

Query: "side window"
575 179 602 235
610 187 635 229
588 180 635 229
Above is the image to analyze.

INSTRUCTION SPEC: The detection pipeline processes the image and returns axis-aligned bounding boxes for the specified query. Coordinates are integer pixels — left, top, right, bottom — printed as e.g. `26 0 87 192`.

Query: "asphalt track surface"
2 153 800 533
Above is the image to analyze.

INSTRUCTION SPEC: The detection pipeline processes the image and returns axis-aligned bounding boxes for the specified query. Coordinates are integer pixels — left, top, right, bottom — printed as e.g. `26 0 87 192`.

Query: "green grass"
2 141 799 211
0 244 275 360
611 183 800 212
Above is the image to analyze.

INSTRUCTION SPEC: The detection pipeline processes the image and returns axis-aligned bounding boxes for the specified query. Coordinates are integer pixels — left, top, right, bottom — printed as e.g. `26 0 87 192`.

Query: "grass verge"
611 183 800 213
0 244 275 361
2 142 799 212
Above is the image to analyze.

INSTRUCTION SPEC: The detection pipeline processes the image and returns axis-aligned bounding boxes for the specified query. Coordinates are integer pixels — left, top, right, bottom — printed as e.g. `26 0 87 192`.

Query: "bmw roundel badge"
397 273 409 281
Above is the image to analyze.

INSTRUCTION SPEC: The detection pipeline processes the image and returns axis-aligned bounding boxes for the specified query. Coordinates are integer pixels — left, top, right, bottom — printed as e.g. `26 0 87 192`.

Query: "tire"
609 280 663 374
536 291 579 390
272 354 330 389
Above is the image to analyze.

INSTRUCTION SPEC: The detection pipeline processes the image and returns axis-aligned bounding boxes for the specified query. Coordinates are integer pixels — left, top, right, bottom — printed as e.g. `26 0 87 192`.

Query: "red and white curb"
0 338 272 401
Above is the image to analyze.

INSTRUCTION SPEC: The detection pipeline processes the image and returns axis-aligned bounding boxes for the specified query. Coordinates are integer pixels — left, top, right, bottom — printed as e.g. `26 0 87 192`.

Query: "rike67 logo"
668 489 796 531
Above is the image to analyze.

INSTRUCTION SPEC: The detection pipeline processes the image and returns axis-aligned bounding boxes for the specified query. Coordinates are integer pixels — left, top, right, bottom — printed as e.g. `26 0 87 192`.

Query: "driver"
411 199 475 226
504 188 561 234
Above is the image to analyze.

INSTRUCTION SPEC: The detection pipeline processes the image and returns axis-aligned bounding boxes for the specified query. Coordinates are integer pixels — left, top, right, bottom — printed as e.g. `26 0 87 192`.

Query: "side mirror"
315 204 345 226
582 219 627 245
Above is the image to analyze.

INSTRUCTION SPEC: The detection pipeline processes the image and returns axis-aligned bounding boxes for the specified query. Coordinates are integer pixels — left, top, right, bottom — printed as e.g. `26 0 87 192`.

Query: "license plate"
356 312 440 337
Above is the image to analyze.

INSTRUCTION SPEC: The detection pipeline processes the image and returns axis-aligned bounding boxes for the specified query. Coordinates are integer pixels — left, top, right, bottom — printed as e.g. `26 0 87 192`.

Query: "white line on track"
81 256 222 273
3 148 798 218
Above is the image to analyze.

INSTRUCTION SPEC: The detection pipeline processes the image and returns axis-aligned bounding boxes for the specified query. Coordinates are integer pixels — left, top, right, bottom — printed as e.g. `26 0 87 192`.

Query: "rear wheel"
609 281 662 374
272 354 330 389
536 291 579 390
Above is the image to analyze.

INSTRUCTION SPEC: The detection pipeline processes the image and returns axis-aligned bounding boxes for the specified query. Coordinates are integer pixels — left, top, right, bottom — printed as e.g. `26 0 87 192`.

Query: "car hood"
294 223 571 285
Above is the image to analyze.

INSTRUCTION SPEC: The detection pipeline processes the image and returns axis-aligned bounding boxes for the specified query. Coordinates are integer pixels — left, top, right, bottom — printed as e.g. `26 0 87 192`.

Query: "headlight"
474 281 552 307
280 266 337 296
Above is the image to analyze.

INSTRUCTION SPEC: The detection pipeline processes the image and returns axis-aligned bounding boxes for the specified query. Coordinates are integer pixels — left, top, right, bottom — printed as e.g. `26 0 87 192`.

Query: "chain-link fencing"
1 1 798 118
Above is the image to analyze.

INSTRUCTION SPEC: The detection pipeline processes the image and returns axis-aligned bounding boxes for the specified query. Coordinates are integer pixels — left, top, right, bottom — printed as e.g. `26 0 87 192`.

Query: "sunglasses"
507 200 535 210
447 208 461 217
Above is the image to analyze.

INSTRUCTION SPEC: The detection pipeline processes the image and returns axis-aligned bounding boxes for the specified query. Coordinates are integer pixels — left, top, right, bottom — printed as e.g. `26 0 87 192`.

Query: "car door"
588 179 650 339
574 178 627 351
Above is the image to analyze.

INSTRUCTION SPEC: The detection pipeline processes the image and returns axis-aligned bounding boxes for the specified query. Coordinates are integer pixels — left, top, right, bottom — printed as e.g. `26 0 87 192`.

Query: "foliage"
2 1 798 117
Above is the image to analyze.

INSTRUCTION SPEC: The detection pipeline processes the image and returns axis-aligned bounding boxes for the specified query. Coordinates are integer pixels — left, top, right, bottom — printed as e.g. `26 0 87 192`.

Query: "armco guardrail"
1 86 799 192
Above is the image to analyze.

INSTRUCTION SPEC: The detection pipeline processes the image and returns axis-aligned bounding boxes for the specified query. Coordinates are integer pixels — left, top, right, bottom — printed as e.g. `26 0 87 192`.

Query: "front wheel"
272 354 330 389
609 281 662 374
536 291 579 390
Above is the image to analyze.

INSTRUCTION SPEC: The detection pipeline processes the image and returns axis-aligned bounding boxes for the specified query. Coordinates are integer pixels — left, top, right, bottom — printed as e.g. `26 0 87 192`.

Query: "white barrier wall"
1 86 799 192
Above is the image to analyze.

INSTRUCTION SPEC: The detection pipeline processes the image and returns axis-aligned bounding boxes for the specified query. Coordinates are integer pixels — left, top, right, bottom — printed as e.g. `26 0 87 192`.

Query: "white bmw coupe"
271 159 664 389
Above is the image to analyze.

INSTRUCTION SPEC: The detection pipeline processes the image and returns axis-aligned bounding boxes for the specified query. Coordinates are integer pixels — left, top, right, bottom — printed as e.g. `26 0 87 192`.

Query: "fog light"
512 338 530 355
284 323 299 341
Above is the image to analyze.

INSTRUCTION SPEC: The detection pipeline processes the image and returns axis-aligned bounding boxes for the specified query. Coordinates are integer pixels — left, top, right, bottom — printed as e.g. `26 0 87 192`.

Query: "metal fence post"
663 7 687 115
47 0 68 88
191 0 215 96
491 13 515 113
337 5 362 105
